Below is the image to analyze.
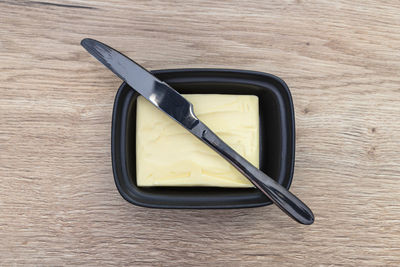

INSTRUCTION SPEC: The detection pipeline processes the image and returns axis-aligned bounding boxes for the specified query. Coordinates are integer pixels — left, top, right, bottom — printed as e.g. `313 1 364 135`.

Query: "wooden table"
1 0 399 265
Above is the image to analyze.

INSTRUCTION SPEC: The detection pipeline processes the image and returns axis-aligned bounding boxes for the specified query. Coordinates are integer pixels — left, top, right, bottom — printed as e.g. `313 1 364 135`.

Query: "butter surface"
136 94 259 187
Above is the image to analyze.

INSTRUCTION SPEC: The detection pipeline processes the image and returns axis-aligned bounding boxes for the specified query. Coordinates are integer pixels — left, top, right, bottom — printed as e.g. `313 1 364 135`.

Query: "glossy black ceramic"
112 69 295 208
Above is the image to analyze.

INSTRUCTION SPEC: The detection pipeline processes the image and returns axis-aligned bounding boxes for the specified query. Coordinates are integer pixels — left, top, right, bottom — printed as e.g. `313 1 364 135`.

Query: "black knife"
81 38 314 225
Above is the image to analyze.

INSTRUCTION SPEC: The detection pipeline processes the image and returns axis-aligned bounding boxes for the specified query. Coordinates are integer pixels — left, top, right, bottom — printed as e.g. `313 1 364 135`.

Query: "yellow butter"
136 94 259 187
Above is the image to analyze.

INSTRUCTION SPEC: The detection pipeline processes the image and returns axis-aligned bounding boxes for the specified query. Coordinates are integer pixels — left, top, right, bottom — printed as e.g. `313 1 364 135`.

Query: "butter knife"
81 38 314 225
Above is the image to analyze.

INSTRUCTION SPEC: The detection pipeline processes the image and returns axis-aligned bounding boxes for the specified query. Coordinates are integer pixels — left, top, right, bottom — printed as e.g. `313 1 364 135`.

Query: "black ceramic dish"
112 69 295 209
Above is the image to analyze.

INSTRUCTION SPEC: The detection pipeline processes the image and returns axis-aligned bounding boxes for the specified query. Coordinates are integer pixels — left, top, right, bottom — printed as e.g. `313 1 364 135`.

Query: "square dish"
111 69 295 208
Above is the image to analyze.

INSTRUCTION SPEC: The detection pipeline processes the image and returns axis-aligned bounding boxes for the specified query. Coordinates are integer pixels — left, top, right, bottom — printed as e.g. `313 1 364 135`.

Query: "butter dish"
112 69 295 208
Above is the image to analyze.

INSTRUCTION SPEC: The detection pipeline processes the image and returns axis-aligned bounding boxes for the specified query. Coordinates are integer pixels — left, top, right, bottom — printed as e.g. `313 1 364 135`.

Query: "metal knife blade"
81 38 199 130
81 38 314 225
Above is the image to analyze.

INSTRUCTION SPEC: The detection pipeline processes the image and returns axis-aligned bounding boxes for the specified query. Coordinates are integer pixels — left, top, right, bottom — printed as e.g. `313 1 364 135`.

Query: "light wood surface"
1 0 399 266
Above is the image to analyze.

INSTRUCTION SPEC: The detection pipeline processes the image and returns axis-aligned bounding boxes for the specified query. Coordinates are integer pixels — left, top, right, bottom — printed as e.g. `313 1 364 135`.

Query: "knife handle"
200 126 314 225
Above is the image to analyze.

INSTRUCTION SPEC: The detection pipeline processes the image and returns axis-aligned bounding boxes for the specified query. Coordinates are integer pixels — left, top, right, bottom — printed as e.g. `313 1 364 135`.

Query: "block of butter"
136 94 259 187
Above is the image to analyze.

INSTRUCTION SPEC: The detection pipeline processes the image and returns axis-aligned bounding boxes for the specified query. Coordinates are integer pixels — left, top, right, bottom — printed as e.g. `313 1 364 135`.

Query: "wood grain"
1 0 399 265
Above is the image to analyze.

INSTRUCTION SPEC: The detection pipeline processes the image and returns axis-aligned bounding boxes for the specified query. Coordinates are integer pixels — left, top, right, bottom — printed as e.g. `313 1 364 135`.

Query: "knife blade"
81 38 314 225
